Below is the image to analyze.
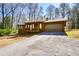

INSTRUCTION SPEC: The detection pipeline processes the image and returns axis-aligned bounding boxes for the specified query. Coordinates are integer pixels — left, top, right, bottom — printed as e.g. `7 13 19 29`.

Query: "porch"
18 21 44 34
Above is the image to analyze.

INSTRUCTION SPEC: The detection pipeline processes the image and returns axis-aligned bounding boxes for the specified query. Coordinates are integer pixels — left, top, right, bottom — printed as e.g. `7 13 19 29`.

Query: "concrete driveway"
0 32 79 56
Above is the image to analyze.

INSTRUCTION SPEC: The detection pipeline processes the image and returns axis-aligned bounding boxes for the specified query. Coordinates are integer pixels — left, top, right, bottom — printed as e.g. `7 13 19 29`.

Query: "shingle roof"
17 18 67 25
45 19 68 23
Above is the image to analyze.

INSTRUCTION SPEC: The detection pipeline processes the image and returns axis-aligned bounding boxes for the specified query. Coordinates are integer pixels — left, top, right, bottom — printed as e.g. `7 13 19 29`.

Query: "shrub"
10 28 18 35
0 28 11 36
0 28 18 36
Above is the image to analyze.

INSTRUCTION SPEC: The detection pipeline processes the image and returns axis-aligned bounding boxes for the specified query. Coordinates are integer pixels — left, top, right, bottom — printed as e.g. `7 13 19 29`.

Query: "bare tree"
55 8 60 19
5 3 19 28
67 3 79 29
60 3 70 18
73 3 79 28
27 3 39 21
36 6 44 21
46 4 55 20
1 3 5 28
17 3 27 24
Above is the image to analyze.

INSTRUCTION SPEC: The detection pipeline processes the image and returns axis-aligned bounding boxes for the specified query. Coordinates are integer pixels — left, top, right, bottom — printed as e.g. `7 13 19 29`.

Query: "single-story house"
17 19 68 34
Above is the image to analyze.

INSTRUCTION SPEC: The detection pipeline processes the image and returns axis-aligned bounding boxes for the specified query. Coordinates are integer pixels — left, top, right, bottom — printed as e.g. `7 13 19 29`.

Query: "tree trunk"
75 13 77 29
1 3 5 28
11 4 14 29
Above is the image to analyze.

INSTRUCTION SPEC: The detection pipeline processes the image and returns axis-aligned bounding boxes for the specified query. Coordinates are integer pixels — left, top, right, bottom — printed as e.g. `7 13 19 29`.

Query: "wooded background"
0 3 79 32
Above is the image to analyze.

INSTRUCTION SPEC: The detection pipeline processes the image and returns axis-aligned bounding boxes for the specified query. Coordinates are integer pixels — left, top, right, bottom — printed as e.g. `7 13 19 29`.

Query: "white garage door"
45 24 63 32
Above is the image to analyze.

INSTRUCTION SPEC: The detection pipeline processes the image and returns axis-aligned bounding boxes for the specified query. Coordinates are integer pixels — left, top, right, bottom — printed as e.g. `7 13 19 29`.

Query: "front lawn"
66 29 79 39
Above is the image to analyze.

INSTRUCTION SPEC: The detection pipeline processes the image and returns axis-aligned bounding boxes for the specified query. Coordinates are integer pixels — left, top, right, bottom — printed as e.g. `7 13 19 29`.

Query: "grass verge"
66 29 79 39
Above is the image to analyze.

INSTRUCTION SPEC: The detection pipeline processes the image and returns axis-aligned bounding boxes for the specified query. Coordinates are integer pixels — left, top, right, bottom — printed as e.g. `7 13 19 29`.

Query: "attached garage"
44 19 67 32
45 24 62 32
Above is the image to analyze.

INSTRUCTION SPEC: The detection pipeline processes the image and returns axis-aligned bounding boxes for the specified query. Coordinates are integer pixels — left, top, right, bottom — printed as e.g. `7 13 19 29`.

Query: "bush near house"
0 28 11 36
0 28 18 36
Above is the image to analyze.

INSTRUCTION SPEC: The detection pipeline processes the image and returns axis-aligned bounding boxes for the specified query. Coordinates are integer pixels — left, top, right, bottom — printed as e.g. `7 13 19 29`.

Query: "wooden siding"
17 20 67 34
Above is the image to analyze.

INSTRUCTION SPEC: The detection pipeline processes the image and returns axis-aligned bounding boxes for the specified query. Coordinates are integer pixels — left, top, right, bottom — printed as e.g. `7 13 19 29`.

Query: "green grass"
0 28 18 36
